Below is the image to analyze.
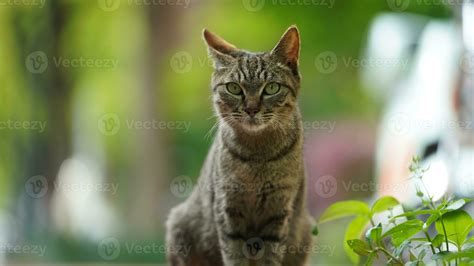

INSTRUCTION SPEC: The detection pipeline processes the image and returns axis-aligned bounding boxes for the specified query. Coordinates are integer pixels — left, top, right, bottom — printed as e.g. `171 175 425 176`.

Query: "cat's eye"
264 83 281 95
226 83 242 95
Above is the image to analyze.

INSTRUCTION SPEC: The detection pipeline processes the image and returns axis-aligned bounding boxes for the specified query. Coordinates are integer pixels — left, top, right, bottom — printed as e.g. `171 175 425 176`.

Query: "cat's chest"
216 160 301 212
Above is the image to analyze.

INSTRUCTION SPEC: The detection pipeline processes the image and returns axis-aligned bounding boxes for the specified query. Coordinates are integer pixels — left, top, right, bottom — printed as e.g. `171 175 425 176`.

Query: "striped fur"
166 26 313 266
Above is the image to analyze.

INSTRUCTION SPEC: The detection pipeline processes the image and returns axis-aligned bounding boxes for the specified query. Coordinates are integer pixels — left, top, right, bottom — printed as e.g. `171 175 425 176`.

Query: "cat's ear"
203 29 238 69
271 26 300 74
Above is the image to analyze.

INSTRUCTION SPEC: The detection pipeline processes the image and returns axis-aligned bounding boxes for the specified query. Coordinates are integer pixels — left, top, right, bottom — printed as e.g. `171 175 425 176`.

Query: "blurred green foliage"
0 0 451 263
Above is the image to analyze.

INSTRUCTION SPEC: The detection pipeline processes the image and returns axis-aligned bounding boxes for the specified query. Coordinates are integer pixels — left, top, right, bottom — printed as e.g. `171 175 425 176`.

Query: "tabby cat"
166 26 313 266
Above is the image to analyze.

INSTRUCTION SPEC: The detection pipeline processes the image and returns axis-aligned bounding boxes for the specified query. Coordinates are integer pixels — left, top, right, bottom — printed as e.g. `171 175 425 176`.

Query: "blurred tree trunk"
127 5 187 236
13 2 70 235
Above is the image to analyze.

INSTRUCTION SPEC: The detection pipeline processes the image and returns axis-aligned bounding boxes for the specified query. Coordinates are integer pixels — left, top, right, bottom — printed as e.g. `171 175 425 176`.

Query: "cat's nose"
244 106 260 117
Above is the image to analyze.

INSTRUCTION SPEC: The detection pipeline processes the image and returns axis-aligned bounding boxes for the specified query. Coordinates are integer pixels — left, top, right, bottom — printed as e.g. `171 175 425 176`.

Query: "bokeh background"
0 0 472 264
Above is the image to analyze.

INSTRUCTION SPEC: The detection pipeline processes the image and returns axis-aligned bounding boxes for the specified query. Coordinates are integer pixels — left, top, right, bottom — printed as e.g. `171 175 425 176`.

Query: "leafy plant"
314 156 474 265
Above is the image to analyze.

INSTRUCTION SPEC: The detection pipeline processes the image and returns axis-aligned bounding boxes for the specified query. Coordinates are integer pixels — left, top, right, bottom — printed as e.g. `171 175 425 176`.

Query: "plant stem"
439 217 450 252
420 180 437 210
375 247 404 265
423 231 436 254
416 166 447 254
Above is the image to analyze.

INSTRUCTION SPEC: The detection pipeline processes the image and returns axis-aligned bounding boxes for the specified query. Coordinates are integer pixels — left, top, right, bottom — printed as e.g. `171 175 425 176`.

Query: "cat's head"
203 26 301 133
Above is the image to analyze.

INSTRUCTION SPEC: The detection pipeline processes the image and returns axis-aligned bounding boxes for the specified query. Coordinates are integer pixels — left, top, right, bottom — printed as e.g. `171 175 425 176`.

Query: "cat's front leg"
255 208 293 265
219 217 290 265
213 202 250 266
217 236 250 266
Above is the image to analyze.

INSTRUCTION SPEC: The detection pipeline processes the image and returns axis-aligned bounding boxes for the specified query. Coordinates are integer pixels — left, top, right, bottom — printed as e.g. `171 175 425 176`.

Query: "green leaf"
394 239 411 257
432 247 474 261
312 224 319 236
435 210 473 248
413 242 431 250
432 251 452 261
365 223 382 247
319 200 370 223
437 199 449 210
347 239 371 256
371 196 399 214
418 249 426 260
431 234 444 248
444 199 469 211
423 213 440 231
392 209 436 220
344 216 369 264
410 238 429 242
383 219 424 247
365 251 376 266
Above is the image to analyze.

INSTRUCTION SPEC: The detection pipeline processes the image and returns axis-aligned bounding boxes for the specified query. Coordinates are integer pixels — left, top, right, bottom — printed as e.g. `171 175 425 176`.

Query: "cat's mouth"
224 113 273 131
245 116 259 125
237 115 269 131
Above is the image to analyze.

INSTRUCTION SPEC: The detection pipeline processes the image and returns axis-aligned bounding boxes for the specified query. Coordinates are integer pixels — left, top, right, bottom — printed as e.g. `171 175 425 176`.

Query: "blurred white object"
0 212 19 264
364 13 470 205
51 157 119 241
463 0 474 53
361 13 429 101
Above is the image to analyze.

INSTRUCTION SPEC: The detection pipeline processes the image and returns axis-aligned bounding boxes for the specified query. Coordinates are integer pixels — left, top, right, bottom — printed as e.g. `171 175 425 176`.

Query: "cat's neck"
218 112 303 162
